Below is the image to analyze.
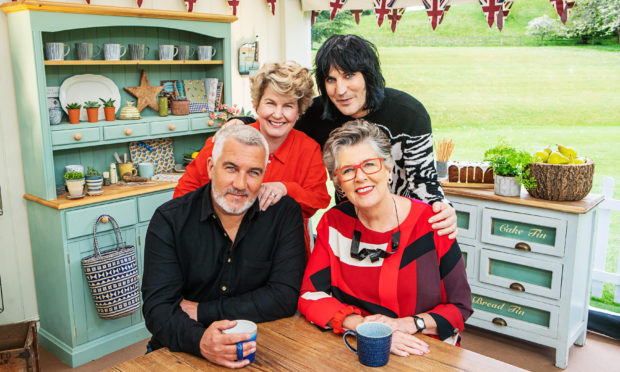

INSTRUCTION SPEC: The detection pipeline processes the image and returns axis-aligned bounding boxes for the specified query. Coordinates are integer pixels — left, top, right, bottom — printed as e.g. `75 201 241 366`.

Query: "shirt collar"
250 120 294 165
200 182 260 222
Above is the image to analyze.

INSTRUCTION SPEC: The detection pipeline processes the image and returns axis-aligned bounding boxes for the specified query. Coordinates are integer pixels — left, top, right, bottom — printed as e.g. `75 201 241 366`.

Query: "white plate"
59 74 121 121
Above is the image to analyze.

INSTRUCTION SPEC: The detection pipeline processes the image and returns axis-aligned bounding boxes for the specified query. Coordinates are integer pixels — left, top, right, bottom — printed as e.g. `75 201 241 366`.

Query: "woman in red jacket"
298 120 472 357
174 61 330 252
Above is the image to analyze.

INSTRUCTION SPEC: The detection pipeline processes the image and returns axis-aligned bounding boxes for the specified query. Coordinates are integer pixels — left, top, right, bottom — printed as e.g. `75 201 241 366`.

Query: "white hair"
211 124 269 166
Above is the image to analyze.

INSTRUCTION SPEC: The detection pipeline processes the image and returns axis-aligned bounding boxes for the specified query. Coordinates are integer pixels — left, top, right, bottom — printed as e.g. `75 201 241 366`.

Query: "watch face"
415 317 425 330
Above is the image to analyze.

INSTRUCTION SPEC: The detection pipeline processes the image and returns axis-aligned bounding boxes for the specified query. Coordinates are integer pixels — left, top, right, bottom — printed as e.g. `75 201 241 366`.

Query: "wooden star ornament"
124 70 164 112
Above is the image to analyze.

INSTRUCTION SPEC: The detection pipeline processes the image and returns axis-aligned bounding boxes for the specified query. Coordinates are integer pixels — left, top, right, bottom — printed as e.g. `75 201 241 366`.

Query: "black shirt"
141 182 306 357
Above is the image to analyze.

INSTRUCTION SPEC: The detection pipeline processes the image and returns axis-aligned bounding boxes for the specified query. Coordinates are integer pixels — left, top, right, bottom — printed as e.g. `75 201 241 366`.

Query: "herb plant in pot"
484 142 536 197
85 166 103 196
100 98 116 122
84 101 101 123
66 102 81 124
64 170 85 198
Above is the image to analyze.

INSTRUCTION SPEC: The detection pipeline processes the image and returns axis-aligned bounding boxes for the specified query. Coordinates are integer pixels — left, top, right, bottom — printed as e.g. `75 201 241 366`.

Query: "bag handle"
92 214 126 257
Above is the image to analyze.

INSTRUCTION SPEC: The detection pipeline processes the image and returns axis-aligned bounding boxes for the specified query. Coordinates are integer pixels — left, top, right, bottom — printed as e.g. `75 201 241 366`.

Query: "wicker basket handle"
92 214 126 257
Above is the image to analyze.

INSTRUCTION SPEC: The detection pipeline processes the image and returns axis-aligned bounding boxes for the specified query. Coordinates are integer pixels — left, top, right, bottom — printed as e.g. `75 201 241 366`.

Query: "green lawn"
311 46 620 311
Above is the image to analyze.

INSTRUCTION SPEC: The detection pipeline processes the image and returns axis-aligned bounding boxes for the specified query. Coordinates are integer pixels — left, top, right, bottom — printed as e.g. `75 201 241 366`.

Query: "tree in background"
311 10 354 45
526 15 567 43
566 0 620 44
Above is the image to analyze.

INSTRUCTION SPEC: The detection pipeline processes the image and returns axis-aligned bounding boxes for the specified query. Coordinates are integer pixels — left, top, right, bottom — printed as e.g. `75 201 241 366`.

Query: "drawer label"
491 218 556 246
472 294 550 327
490 258 552 288
456 211 470 229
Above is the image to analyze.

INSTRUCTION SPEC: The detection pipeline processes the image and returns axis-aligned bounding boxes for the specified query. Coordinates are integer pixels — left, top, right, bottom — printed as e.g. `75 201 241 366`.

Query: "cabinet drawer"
459 243 477 280
479 249 563 299
65 199 138 239
190 117 217 131
481 208 566 257
453 202 478 240
52 127 100 146
469 286 558 338
103 123 148 140
138 191 173 222
151 119 188 135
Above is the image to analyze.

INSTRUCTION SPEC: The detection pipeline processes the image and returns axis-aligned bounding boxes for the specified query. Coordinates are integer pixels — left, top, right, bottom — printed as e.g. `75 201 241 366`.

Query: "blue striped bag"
82 215 140 320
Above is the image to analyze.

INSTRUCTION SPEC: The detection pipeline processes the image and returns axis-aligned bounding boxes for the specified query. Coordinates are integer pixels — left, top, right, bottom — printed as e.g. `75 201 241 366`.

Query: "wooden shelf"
24 181 176 210
44 60 223 66
444 186 604 214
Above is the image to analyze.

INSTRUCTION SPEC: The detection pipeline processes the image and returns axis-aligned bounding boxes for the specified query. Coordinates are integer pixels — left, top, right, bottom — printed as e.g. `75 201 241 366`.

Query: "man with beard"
141 125 306 369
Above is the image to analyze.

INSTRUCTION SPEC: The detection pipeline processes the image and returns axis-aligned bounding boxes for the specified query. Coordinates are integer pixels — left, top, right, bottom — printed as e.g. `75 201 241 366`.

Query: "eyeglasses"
334 158 383 182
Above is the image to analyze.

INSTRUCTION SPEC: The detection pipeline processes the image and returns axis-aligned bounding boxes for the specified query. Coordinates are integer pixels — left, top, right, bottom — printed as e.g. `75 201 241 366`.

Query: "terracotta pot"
68 108 80 124
104 106 115 121
86 107 99 123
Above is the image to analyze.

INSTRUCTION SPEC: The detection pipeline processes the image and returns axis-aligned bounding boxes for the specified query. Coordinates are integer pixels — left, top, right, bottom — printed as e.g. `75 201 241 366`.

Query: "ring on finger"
271 192 276 197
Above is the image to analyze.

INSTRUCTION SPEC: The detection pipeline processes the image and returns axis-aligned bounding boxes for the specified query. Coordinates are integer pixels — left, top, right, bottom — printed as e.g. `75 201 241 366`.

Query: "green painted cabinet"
449 191 602 369
2 2 234 367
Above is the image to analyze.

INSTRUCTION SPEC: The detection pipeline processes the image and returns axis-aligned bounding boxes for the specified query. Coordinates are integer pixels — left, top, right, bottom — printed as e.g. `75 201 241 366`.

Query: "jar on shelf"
118 100 141 120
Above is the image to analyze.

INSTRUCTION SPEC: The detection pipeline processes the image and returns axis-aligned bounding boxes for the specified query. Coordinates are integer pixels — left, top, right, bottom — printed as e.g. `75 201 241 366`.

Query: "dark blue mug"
343 322 392 367
222 320 257 363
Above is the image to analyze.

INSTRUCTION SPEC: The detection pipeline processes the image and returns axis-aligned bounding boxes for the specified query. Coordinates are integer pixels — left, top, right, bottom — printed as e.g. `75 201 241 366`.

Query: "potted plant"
85 166 103 195
64 170 85 198
484 141 536 197
100 98 116 122
65 102 81 124
84 101 101 123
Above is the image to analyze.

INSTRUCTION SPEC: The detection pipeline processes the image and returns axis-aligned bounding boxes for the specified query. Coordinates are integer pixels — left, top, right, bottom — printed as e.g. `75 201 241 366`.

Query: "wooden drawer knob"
515 242 531 252
101 216 109 224
168 124 176 131
124 128 133 136
208 120 214 126
492 317 507 327
73 133 82 141
509 282 525 292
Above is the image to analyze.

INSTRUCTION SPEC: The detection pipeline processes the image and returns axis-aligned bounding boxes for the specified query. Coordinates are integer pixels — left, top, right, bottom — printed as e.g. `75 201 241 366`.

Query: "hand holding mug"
200 320 255 369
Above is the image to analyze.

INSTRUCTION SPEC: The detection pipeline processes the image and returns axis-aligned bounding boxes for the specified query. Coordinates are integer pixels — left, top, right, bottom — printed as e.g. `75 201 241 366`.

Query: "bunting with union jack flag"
184 0 197 12
422 0 450 30
550 0 575 24
266 0 276 15
496 1 513 31
227 0 240 16
479 0 504 28
387 8 406 32
374 0 396 27
351 9 364 24
439 1 453 26
329 0 348 20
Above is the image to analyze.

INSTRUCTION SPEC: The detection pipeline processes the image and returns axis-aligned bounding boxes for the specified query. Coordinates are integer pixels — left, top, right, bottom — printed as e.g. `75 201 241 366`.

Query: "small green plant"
85 166 101 177
484 141 537 190
64 171 84 180
84 101 101 109
65 102 81 110
99 98 116 107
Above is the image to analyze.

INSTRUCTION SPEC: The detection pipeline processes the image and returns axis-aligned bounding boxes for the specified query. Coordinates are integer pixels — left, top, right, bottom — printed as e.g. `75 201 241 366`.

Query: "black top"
256 88 444 205
141 183 306 357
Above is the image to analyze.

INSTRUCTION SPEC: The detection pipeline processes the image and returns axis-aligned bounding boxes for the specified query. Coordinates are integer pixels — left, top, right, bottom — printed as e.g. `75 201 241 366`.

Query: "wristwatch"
413 315 426 332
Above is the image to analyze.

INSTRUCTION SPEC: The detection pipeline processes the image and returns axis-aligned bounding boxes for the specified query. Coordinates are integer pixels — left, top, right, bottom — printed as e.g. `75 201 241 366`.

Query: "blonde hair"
250 61 315 113
323 119 394 186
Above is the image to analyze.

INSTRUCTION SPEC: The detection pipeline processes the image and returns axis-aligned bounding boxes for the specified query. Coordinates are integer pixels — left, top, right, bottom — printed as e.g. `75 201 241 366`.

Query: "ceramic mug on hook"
45 42 70 61
159 44 178 60
197 45 216 61
75 42 101 60
103 43 127 60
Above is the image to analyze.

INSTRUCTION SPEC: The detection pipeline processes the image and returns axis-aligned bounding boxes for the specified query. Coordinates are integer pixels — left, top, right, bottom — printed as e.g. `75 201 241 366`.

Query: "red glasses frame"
334 158 383 182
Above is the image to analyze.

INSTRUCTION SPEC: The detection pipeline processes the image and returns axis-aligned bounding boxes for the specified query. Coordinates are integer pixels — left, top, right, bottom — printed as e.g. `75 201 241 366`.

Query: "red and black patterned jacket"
298 199 473 341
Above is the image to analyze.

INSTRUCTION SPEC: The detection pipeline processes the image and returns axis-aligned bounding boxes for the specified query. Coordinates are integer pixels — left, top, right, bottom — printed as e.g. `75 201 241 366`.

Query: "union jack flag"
387 8 406 32
311 10 320 26
496 1 512 31
479 0 504 28
329 0 348 20
422 0 450 30
374 0 396 27
551 0 575 24
137 0 143 7
227 0 240 16
266 0 276 15
185 0 197 12
351 9 364 24
439 2 452 26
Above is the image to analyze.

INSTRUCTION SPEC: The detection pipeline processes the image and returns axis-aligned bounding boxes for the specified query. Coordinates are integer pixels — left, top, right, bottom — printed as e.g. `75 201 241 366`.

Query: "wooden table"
106 314 524 371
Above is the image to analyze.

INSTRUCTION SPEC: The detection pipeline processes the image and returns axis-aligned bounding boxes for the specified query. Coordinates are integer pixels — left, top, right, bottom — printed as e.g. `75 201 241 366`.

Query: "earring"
388 177 393 183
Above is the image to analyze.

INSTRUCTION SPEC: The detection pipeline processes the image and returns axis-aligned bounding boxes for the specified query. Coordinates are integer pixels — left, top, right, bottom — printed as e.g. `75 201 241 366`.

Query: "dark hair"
314 34 385 121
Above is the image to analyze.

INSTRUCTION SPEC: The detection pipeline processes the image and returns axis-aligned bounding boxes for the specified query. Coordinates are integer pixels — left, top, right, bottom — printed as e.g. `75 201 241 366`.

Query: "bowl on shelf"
526 160 595 201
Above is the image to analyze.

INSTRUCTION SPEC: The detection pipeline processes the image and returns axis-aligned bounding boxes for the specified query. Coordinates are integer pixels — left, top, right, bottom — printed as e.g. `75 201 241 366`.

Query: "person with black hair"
233 34 457 239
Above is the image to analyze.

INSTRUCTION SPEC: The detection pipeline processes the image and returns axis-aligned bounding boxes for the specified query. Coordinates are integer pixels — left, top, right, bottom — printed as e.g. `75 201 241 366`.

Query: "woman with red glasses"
298 119 472 357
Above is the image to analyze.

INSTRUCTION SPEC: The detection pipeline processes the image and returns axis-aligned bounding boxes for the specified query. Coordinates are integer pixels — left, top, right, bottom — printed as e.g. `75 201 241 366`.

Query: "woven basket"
82 215 140 320
526 159 595 201
171 100 189 115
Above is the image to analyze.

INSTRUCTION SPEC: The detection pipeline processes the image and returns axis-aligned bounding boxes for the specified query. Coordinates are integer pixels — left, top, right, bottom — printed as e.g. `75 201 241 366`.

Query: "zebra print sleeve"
378 126 445 205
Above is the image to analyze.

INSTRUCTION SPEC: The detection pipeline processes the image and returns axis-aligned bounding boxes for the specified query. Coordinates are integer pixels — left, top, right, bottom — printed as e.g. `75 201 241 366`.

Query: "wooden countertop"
24 182 176 210
105 314 525 372
443 186 604 214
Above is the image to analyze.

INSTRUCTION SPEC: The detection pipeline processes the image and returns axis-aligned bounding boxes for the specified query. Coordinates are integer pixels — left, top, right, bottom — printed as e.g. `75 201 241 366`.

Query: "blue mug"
343 322 392 367
222 320 257 363
138 162 155 179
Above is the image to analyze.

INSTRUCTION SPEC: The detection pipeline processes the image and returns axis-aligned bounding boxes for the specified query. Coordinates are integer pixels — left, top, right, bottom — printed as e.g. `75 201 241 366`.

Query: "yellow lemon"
558 145 577 159
535 151 549 162
548 151 570 164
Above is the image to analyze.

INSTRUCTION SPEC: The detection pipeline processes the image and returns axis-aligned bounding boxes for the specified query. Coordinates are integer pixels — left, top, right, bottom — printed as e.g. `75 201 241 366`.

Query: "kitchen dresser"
445 187 603 369
1 1 235 366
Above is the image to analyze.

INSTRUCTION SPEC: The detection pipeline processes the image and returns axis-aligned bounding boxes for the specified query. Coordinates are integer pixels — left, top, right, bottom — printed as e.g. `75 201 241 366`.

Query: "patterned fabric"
183 80 207 103
129 138 175 174
298 200 473 341
423 0 450 30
